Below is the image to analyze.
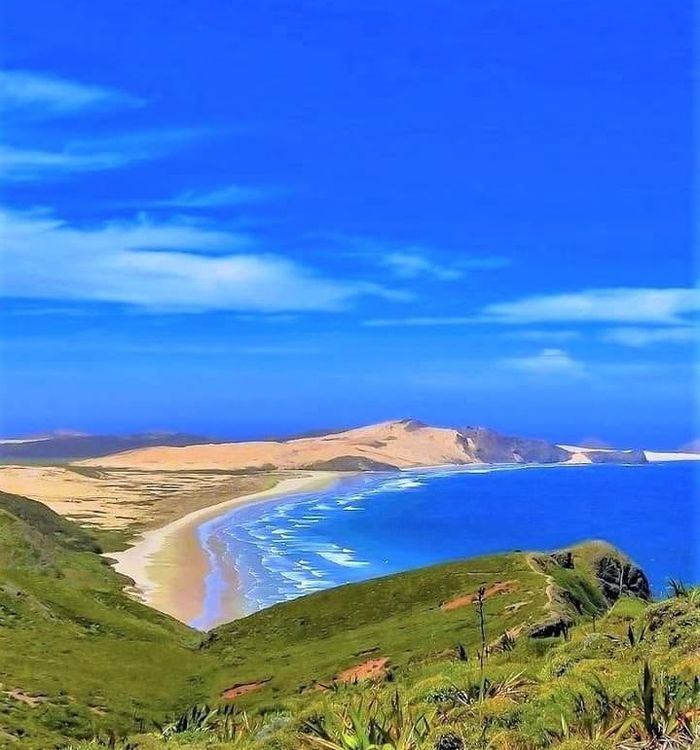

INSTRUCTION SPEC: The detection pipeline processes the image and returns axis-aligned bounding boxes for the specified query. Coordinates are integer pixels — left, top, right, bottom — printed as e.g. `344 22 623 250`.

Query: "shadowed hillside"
0 432 216 461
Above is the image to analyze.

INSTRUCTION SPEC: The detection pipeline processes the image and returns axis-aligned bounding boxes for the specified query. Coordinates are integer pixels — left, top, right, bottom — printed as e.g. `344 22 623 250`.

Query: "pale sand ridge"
82 420 478 470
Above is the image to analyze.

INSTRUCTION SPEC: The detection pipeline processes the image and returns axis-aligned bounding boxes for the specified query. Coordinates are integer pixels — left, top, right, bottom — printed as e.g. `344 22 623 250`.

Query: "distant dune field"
81 418 651 472
0 465 279 530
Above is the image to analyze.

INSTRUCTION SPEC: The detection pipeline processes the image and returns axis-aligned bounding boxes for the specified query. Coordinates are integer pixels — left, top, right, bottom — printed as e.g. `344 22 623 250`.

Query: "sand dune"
83 419 479 471
0 465 280 529
81 419 690 472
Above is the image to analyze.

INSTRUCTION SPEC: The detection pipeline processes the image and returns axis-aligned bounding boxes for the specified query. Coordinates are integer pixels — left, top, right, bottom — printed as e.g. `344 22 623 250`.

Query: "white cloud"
381 252 463 280
365 287 700 329
501 348 586 375
0 69 142 117
601 326 698 347
159 184 274 208
379 251 508 280
0 129 203 181
483 287 700 325
0 69 200 181
0 208 408 313
0 145 131 179
325 234 506 281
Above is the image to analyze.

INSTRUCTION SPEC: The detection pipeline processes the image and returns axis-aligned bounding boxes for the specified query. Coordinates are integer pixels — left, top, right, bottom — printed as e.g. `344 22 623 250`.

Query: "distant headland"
3 418 698 468
74 418 695 470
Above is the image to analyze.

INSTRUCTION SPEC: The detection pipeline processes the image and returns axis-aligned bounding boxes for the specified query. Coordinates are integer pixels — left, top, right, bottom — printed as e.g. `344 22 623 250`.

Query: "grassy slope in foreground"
0 489 665 750
0 491 217 748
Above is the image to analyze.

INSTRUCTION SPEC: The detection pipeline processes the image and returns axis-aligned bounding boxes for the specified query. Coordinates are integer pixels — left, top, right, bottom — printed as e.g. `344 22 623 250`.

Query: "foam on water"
192 463 698 630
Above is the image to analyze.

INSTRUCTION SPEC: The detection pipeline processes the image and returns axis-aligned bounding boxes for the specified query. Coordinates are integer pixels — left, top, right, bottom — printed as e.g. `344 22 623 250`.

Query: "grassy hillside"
70 589 700 750
1 490 697 750
0 491 217 748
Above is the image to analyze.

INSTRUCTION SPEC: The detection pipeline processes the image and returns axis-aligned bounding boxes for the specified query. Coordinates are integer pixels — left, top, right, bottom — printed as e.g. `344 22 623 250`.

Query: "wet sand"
107 471 341 627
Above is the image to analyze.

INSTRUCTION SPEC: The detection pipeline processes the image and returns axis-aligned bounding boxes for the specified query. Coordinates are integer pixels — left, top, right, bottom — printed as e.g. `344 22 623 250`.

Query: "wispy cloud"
380 252 463 280
0 70 203 181
1 129 205 182
601 326 698 347
501 348 586 376
380 251 508 280
322 234 507 282
0 208 408 313
483 288 700 325
365 287 700 328
0 69 143 118
503 329 581 342
0 144 132 180
158 183 276 208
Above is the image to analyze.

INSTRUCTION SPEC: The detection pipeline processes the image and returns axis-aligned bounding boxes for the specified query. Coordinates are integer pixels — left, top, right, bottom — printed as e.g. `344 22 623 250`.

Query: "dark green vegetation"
0 490 698 750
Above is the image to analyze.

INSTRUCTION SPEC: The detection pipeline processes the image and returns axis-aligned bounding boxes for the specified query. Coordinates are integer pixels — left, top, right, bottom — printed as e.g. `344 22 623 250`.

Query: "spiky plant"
301 690 432 750
549 679 627 743
626 622 648 647
668 579 690 598
446 672 534 709
160 702 255 744
600 663 700 749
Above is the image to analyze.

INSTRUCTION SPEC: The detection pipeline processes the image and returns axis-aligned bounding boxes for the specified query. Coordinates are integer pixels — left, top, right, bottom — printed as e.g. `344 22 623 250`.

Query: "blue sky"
0 1 696 447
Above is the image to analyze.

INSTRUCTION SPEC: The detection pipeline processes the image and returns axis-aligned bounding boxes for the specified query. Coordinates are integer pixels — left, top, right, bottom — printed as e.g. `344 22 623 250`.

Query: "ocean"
192 462 698 629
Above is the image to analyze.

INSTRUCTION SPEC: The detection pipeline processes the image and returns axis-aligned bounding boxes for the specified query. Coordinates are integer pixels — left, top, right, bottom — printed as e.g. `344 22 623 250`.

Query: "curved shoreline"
106 470 343 628
104 455 695 629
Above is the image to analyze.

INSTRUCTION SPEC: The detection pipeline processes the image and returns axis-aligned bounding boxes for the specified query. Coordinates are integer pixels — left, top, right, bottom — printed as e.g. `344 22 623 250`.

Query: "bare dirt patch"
221 679 271 700
440 580 519 611
335 657 390 684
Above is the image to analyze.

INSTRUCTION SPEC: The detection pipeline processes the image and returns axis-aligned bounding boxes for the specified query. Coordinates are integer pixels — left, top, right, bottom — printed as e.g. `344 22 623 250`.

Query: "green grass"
2 489 696 750
203 551 549 700
0 492 217 748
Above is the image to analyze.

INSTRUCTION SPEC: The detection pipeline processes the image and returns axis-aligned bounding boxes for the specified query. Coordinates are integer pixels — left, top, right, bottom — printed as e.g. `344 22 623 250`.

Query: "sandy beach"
107 471 341 628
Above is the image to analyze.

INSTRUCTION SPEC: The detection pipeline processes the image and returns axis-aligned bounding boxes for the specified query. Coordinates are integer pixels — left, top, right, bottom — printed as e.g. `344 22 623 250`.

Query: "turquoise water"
192 462 697 629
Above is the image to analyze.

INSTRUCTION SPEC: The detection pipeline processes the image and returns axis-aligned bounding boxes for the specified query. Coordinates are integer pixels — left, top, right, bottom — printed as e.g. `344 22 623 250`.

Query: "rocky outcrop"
550 551 574 569
528 543 650 639
585 449 648 465
459 426 570 464
529 615 573 639
593 553 651 602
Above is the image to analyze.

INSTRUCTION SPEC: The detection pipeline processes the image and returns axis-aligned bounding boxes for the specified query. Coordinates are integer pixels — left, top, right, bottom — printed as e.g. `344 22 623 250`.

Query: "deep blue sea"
192 462 698 629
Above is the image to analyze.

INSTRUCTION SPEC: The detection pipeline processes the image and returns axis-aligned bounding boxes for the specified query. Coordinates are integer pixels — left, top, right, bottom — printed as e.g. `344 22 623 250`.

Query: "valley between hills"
0 420 698 749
